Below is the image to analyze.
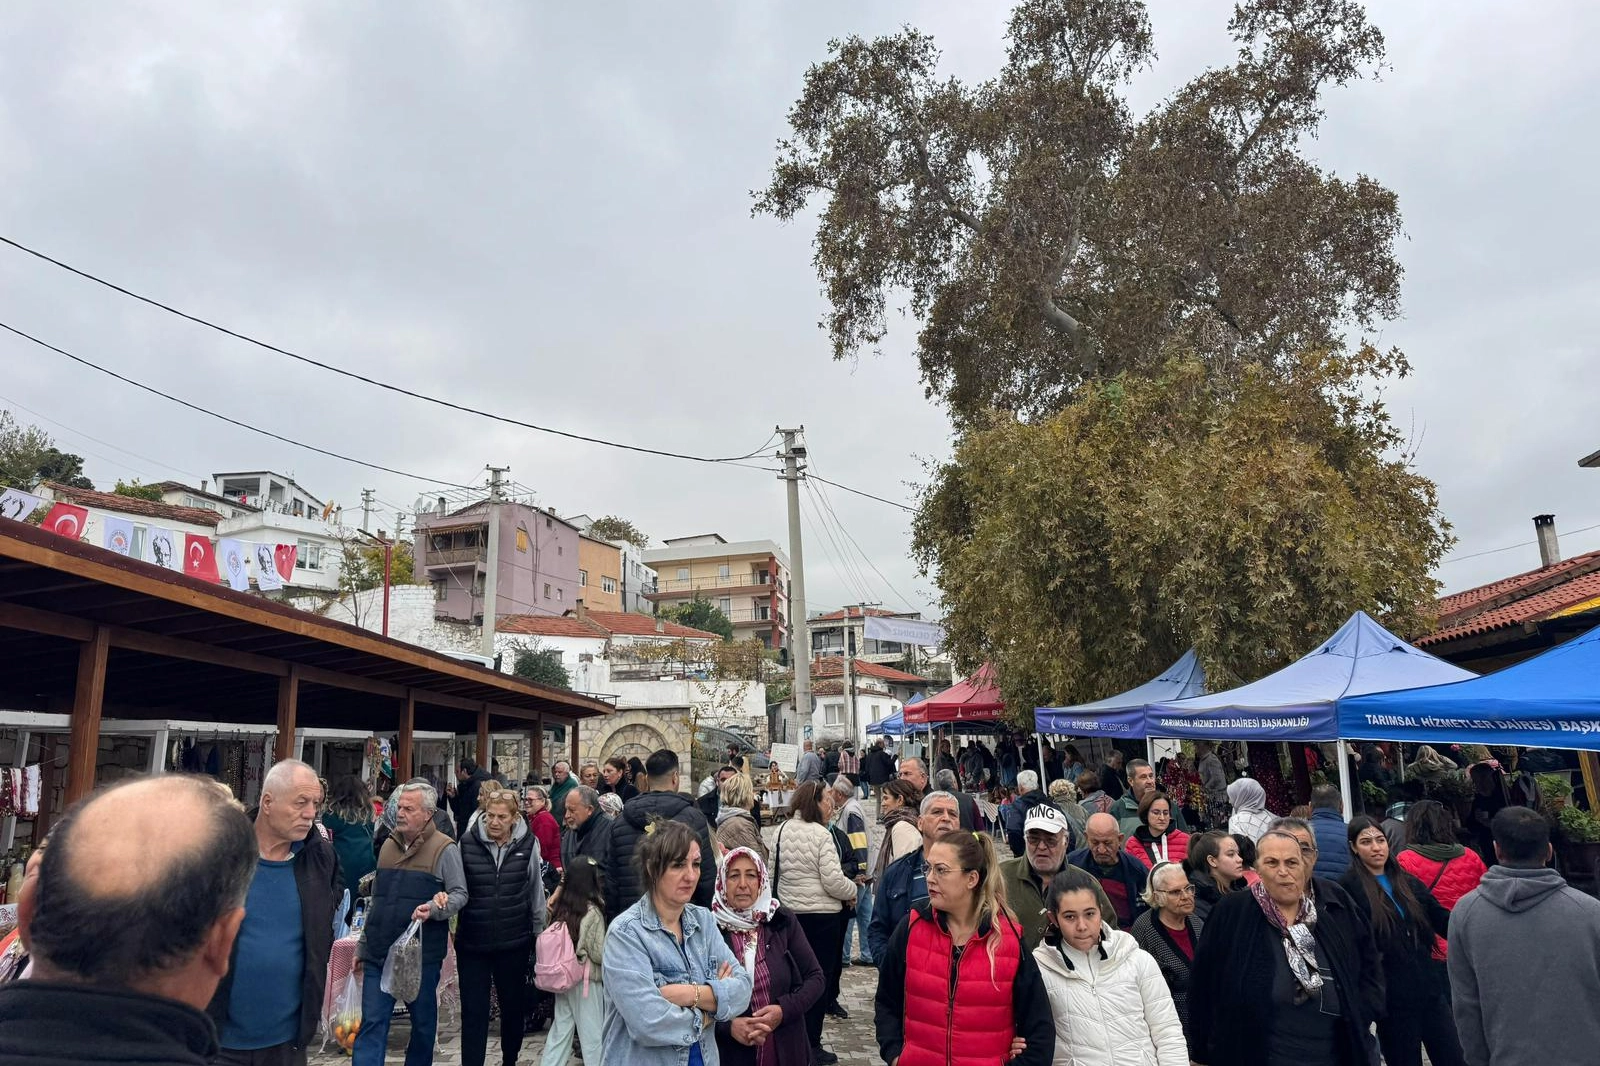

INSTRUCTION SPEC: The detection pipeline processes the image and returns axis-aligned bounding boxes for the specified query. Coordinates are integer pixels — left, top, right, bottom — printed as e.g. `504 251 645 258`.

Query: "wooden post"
274 667 299 763
396 690 415 784
570 718 580 769
477 706 490 772
531 715 543 784
65 626 111 806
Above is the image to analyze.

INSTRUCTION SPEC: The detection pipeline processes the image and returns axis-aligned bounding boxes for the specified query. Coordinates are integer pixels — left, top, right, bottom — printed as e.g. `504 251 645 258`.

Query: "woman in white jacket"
1034 866 1188 1066
772 780 858 1064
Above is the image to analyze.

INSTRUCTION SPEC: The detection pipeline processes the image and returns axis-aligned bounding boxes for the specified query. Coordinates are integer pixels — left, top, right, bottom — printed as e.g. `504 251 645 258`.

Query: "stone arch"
583 709 683 767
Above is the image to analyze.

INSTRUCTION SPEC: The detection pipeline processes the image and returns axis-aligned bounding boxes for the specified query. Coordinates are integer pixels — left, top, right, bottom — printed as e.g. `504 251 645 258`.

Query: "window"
556 587 564 601
545 516 552 529
677 567 689 581
432 579 447 602
718 564 731 579
823 703 843 726
579 569 588 587
718 597 731 617
544 583 552 599
515 526 530 553
557 544 563 556
602 576 617 594
295 540 322 571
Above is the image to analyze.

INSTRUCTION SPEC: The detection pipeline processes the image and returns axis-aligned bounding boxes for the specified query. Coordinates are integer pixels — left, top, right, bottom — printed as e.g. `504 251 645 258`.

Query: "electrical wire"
0 390 210 483
808 472 915 512
799 480 874 604
1440 522 1600 565
809 474 922 612
1 232 782 466
803 479 876 602
0 320 474 488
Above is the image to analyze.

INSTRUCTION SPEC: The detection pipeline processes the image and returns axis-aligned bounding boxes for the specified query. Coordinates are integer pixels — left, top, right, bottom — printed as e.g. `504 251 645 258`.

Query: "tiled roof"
1421 547 1600 646
811 606 900 622
497 611 722 642
811 657 932 684
810 679 892 698
43 482 223 528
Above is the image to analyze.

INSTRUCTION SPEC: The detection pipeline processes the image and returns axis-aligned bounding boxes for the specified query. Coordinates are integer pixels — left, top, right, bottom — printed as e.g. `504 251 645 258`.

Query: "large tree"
0 411 93 489
756 0 1398 424
912 349 1449 716
585 515 650 550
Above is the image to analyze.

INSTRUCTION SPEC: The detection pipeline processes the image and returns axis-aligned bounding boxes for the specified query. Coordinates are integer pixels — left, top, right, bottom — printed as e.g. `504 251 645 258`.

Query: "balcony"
727 608 786 626
424 547 487 568
648 573 775 597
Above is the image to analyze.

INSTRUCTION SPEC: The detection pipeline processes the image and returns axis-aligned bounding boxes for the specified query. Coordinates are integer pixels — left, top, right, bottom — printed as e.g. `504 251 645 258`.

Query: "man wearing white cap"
998 804 1114 949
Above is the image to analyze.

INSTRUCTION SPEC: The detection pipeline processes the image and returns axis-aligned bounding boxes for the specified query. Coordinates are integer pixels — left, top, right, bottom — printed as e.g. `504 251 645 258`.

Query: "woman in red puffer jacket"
1125 792 1190 870
1396 800 1487 913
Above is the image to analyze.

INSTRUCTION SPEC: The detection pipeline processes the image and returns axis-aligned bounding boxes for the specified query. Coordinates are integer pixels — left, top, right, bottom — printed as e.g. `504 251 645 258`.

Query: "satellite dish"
413 496 433 515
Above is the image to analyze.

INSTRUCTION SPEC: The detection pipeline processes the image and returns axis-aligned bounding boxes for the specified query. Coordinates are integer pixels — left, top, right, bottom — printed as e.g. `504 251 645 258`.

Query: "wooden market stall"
0 520 613 841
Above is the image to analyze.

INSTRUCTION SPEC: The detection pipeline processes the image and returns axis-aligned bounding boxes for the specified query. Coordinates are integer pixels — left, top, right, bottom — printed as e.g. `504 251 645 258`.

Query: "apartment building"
808 606 928 665
414 500 581 623
643 533 791 654
576 533 624 612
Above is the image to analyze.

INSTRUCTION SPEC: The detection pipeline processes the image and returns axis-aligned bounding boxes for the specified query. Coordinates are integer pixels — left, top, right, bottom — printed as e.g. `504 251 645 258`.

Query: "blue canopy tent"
1147 612 1476 814
865 707 907 737
1035 648 1206 739
1338 623 1600 750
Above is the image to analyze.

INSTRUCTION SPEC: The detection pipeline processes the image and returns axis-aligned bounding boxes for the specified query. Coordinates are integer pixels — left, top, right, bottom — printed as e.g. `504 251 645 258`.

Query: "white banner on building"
217 539 251 591
252 542 283 591
144 527 181 571
864 615 946 647
0 487 44 522
103 517 135 556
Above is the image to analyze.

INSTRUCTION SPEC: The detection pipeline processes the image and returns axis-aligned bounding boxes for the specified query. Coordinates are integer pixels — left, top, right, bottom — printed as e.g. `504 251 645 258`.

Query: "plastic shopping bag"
322 970 362 1056
380 919 424 1003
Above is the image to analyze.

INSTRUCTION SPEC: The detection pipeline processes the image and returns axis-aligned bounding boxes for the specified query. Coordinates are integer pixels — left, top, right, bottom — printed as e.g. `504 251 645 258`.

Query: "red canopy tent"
904 662 1005 724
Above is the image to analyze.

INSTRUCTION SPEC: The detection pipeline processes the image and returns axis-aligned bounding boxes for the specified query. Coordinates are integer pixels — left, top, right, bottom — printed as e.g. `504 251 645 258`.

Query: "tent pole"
1037 732 1048 785
1338 742 1356 820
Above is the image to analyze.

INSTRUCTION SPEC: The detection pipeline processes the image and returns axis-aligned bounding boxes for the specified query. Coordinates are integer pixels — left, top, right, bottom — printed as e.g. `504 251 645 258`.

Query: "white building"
215 509 345 593
212 470 330 521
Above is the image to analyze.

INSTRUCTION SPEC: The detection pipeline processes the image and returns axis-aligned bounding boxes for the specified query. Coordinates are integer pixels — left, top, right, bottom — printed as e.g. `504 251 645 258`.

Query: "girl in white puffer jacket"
1034 866 1188 1066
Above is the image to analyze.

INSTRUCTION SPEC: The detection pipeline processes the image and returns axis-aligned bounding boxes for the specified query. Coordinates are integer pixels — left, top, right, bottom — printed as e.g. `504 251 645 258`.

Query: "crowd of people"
1 738 1598 1066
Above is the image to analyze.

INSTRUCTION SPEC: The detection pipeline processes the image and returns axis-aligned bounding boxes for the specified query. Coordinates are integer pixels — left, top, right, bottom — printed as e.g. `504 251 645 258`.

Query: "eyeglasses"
1161 885 1197 897
927 864 970 881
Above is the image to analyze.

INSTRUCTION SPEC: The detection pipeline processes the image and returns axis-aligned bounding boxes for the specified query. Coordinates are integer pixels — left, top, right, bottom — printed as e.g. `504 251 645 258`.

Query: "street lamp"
354 528 393 637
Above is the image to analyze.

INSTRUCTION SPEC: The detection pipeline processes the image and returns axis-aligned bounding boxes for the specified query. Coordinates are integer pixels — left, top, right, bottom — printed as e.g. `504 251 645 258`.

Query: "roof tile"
1422 547 1600 646
496 611 723 642
44 481 223 528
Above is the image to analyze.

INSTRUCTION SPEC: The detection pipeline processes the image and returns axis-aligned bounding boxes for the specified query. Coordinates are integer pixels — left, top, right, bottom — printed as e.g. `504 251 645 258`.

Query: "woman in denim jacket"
604 818 754 1066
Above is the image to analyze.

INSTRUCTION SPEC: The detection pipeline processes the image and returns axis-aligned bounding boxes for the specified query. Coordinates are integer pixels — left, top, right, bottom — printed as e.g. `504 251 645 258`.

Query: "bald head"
25 775 255 999
1084 813 1124 865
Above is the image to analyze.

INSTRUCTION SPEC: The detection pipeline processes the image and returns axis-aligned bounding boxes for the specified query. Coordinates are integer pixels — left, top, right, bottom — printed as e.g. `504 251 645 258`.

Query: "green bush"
1557 803 1600 844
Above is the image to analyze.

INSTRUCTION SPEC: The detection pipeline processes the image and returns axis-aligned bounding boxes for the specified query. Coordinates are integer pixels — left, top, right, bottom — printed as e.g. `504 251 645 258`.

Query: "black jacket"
456 823 541 953
207 818 343 1051
605 790 716 917
0 982 218 1066
1337 866 1450 1009
1129 909 1204 1030
862 747 895 785
1188 878 1383 1066
562 809 612 870
452 767 492 837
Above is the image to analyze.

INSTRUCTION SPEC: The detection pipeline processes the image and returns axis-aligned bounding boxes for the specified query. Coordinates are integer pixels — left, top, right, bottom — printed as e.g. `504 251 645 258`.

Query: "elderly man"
1110 757 1189 834
867 790 962 961
830 775 874 968
3 775 257 1065
796 739 824 785
547 760 577 812
934 768 980 831
1005 769 1063 856
897 756 930 798
207 759 342 1066
999 805 1113 948
1067 812 1149 928
354 781 467 1066
560 785 611 870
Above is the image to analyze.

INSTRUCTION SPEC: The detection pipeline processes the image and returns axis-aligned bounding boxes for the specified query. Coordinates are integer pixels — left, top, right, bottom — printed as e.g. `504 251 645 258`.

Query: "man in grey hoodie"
1448 806 1600 1066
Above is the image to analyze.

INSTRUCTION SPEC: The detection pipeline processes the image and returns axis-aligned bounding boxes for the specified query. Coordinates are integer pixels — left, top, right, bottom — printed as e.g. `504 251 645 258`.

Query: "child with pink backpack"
536 856 606 1065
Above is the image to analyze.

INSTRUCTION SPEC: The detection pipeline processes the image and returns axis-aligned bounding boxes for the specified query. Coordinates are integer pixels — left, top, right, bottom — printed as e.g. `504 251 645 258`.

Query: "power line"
0 320 474 488
808 473 915 512
1440 522 1600 565
801 480 874 603
809 474 922 612
0 391 211 484
1 233 781 466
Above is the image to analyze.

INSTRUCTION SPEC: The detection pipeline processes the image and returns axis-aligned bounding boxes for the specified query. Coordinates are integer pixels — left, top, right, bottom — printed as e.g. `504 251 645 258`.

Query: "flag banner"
40 503 89 541
103 516 135 556
217 539 250 591
0 487 44 522
144 527 181 571
184 533 220 582
864 615 946 647
274 543 297 584
253 542 283 590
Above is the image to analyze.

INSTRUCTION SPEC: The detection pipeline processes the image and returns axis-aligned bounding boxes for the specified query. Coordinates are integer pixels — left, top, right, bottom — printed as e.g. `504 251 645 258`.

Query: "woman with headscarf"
1226 778 1275 843
711 847 824 1066
1187 830 1382 1066
1405 745 1457 787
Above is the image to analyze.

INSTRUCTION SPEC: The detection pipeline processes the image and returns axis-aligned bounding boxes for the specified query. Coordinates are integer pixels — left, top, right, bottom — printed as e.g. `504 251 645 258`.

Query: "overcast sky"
3 1 1598 621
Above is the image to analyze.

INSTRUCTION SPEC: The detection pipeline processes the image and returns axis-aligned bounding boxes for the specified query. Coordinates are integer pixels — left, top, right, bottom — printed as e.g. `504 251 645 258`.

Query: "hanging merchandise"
0 771 14 819
20 767 39 818
243 737 267 808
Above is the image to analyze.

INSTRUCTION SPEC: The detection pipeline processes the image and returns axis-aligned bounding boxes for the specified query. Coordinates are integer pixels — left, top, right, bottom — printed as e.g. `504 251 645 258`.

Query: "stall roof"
1147 612 1473 741
1339 622 1600 749
1035 649 1205 739
904 663 1004 724
0 520 612 737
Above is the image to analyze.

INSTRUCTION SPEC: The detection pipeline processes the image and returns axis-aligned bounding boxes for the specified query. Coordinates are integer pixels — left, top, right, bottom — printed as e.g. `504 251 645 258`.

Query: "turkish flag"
40 503 89 540
273 543 297 583
184 534 220 582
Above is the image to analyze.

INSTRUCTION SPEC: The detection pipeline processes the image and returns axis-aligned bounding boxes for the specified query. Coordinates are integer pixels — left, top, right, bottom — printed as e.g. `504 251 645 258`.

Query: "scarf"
712 845 780 977
1135 825 1171 864
1249 879 1322 1000
877 806 918 873
1408 841 1465 863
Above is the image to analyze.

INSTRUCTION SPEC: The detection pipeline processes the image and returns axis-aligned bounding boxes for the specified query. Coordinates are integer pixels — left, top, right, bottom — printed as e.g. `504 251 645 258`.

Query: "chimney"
655 616 665 634
575 599 587 622
436 496 447 515
1534 514 1561 568
200 479 208 493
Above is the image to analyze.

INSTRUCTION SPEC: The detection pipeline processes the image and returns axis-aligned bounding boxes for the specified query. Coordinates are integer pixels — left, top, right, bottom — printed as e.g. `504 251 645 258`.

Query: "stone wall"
578 707 693 782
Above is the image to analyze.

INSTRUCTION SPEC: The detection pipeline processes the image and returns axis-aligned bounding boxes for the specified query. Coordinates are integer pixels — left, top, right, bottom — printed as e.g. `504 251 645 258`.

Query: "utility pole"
481 465 509 657
778 427 810 741
841 602 881 744
359 488 374 532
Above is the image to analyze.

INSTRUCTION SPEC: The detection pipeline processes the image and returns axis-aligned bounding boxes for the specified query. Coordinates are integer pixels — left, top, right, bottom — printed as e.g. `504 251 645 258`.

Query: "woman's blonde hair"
932 829 1012 985
478 785 522 816
720 772 755 811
